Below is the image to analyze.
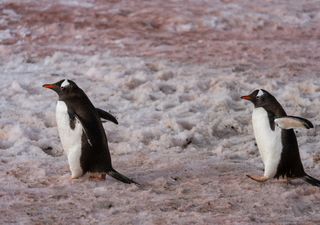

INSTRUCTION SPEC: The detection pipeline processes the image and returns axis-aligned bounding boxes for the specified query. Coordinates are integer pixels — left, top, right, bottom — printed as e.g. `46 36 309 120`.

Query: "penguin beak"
241 95 252 101
42 83 62 95
43 83 59 90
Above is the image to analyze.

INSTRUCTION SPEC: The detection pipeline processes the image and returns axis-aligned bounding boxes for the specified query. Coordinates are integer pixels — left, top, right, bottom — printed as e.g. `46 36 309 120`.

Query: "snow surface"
1 52 320 225
1 0 320 224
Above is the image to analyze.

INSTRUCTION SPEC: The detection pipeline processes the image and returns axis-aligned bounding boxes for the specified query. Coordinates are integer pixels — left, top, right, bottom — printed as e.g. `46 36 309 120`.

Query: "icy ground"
1 0 320 224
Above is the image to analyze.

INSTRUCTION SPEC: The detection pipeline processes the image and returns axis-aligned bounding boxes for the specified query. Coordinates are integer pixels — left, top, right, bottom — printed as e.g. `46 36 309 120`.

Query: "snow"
0 29 12 41
0 0 320 224
1 51 319 224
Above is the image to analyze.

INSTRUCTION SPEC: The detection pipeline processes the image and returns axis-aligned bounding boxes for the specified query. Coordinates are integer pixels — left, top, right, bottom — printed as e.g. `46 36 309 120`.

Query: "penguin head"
241 89 286 116
241 89 276 108
43 79 80 99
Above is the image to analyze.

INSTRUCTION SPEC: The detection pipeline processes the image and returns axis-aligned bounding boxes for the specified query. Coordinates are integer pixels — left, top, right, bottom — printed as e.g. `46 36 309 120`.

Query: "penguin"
43 79 138 184
241 89 320 187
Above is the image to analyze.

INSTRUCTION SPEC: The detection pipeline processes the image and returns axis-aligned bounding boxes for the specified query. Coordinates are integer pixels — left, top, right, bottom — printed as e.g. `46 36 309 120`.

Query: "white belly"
252 107 282 178
56 101 83 178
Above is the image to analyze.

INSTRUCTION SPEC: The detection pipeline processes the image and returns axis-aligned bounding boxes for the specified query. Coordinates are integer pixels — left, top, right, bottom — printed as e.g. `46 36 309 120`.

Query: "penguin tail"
303 174 320 187
107 168 140 186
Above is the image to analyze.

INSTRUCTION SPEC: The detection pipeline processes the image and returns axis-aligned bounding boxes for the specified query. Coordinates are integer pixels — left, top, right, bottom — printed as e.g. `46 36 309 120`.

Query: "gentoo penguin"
43 79 138 184
241 89 320 187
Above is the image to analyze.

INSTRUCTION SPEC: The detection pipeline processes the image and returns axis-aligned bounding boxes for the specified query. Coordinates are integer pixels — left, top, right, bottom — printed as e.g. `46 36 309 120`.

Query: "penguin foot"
273 178 291 184
246 175 269 182
89 173 106 181
286 178 293 185
69 177 82 184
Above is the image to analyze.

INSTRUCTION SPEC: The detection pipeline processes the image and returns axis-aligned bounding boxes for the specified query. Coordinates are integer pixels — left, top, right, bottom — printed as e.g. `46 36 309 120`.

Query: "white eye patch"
257 89 264 97
61 79 70 88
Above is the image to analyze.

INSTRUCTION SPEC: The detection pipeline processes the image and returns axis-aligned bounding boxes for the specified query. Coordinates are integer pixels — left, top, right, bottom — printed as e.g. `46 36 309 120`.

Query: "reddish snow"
0 0 320 224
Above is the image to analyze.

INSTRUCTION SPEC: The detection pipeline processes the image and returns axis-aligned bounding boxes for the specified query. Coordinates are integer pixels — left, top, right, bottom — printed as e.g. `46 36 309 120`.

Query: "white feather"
257 89 264 97
56 101 83 178
61 79 70 87
274 117 308 129
252 107 282 178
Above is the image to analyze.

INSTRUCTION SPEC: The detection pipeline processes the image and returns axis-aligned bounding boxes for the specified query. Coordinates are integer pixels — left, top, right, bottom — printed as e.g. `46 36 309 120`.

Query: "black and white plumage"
43 79 138 184
241 89 320 187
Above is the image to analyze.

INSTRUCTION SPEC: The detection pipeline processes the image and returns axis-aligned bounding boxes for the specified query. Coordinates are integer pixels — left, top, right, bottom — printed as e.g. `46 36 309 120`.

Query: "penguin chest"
252 107 282 178
56 101 83 178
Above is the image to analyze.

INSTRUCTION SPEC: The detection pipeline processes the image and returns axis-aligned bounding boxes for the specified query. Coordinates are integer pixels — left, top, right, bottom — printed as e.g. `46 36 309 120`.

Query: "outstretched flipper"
246 175 269 183
107 168 140 186
96 108 118 125
274 116 313 129
303 174 320 187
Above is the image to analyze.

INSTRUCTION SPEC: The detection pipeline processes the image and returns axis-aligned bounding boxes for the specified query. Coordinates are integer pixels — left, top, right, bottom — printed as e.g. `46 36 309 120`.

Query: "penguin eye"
256 95 264 101
256 90 264 100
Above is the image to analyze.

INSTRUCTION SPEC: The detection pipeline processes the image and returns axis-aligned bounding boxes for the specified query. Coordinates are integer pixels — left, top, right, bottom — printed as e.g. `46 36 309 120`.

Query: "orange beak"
241 95 252 101
43 84 58 89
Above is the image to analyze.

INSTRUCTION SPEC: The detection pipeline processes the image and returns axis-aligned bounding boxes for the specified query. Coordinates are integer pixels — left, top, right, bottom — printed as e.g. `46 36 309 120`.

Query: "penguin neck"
254 102 287 118
253 107 275 131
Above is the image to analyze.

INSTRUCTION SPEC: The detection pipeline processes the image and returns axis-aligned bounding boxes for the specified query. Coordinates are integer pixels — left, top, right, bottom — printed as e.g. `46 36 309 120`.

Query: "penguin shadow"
132 166 187 190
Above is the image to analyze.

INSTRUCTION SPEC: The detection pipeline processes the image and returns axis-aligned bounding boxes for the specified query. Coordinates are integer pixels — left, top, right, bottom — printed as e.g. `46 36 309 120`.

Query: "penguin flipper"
303 174 320 187
107 168 140 186
96 108 118 125
274 116 313 129
73 112 97 147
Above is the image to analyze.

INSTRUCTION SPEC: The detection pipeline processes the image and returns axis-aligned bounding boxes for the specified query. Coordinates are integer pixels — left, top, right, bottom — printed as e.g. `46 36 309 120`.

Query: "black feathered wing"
73 108 118 146
71 109 104 148
96 108 118 124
